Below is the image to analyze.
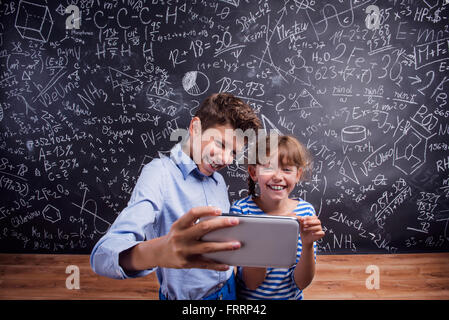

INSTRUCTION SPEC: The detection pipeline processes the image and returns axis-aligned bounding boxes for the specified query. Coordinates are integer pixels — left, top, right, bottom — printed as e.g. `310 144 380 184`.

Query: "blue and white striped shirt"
230 196 317 300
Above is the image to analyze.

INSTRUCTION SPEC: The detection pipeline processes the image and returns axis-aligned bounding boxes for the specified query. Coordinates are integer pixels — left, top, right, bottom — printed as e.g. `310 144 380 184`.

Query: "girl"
231 133 325 300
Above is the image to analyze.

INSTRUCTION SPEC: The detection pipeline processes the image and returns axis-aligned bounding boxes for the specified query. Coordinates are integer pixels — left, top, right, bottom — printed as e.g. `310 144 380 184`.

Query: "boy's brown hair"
195 93 261 132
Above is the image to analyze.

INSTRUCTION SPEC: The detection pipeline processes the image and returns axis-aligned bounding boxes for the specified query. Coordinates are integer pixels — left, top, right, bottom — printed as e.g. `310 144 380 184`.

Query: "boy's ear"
189 117 202 136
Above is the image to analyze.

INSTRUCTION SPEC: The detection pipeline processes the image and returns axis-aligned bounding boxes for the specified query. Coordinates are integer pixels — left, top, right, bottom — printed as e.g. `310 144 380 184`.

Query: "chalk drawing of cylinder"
341 125 367 143
15 1 53 43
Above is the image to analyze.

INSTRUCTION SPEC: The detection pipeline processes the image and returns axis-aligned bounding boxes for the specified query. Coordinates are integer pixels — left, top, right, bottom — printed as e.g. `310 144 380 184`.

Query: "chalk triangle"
108 67 141 90
339 156 359 184
22 71 31 81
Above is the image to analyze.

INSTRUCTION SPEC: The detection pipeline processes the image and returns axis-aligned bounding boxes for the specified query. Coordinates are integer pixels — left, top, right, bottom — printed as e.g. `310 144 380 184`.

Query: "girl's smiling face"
249 154 302 201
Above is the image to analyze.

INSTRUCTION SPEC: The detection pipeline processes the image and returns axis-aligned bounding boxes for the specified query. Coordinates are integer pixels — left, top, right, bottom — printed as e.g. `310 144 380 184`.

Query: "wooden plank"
0 253 448 300
304 280 449 300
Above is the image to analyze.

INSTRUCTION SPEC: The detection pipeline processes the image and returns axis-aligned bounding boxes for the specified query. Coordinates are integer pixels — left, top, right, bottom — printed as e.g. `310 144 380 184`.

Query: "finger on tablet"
187 239 241 256
188 216 239 240
175 206 221 229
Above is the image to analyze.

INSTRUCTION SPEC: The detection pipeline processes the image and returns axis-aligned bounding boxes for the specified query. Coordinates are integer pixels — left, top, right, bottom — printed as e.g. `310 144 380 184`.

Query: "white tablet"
199 213 299 268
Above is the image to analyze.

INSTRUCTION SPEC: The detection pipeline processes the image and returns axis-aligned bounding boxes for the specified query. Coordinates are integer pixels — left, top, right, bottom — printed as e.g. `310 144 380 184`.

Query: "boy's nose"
221 152 234 165
210 152 231 167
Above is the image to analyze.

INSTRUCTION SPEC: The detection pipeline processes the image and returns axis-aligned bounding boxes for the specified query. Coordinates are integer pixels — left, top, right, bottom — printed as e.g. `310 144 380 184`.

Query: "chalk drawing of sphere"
182 71 210 96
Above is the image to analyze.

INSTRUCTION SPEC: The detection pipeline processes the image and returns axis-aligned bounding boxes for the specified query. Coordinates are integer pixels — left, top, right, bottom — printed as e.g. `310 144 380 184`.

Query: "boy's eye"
214 139 236 158
214 140 224 148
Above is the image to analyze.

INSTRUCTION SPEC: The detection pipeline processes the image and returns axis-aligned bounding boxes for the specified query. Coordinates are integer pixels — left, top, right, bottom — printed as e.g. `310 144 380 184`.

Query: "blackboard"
0 0 448 254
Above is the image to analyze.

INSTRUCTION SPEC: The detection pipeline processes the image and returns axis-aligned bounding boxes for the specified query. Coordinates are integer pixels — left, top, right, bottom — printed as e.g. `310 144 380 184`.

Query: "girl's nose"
272 168 283 179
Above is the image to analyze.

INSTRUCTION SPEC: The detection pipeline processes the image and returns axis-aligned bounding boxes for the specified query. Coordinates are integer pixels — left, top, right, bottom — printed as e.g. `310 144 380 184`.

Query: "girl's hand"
297 215 325 247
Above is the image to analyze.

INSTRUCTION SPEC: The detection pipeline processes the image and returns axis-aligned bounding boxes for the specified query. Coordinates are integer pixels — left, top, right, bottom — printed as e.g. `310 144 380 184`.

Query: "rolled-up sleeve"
90 160 164 279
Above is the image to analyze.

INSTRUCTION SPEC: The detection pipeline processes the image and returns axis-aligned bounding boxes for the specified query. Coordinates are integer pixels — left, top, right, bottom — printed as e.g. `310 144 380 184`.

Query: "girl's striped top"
230 196 317 300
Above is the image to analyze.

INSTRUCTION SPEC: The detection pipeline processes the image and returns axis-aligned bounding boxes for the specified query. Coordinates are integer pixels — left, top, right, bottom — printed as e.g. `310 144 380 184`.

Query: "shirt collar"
170 143 219 184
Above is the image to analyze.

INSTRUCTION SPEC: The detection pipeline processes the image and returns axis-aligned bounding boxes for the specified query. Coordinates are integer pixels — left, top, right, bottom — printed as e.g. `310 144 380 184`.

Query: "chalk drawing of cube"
42 204 61 223
15 1 53 42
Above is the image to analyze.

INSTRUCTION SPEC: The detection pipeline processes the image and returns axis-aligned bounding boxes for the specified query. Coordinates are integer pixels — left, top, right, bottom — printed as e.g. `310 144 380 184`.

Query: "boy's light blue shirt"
90 143 233 300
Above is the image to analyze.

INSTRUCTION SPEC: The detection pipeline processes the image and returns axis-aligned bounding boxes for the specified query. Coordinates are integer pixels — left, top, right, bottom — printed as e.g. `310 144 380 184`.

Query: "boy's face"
191 120 245 176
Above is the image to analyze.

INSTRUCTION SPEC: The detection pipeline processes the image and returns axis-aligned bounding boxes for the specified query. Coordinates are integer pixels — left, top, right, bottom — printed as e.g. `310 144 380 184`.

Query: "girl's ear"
296 167 303 183
248 165 258 182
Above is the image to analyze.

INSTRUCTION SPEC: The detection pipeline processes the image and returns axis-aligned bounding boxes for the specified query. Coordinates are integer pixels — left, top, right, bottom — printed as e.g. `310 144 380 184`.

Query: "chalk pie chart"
182 71 210 96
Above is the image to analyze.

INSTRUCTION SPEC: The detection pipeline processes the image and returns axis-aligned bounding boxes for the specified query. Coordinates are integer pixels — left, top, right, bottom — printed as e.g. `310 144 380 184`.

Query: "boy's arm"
90 160 166 279
91 159 241 278
90 199 160 279
119 206 241 272
91 204 241 278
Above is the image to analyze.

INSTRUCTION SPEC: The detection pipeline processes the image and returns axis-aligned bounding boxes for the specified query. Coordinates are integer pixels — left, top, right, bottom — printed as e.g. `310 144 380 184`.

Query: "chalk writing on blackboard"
0 0 448 254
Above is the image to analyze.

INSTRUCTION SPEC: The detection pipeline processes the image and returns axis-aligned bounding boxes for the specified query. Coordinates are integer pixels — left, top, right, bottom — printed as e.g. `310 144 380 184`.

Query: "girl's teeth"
269 185 285 190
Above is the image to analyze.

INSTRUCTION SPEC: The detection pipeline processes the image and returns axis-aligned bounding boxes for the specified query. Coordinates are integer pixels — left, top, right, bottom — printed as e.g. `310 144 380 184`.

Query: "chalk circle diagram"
71 189 111 235
182 71 210 96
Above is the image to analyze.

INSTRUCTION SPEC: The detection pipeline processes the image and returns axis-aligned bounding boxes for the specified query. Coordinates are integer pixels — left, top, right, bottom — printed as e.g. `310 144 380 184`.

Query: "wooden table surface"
0 253 448 300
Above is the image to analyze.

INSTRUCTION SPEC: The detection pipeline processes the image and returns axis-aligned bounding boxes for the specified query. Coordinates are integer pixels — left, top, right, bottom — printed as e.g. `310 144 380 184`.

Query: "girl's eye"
283 167 297 173
260 165 274 172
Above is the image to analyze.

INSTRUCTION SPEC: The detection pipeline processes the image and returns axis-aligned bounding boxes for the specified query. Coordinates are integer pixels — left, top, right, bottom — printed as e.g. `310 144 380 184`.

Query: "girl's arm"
293 243 315 290
241 267 267 290
293 215 324 290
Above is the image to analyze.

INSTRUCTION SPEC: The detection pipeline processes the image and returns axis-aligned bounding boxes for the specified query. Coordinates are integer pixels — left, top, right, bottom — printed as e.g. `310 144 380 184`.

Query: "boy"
90 93 261 300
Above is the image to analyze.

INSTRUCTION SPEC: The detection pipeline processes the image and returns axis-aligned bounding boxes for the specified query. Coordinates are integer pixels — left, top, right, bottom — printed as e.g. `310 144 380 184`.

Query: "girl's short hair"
195 93 261 132
248 133 312 197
